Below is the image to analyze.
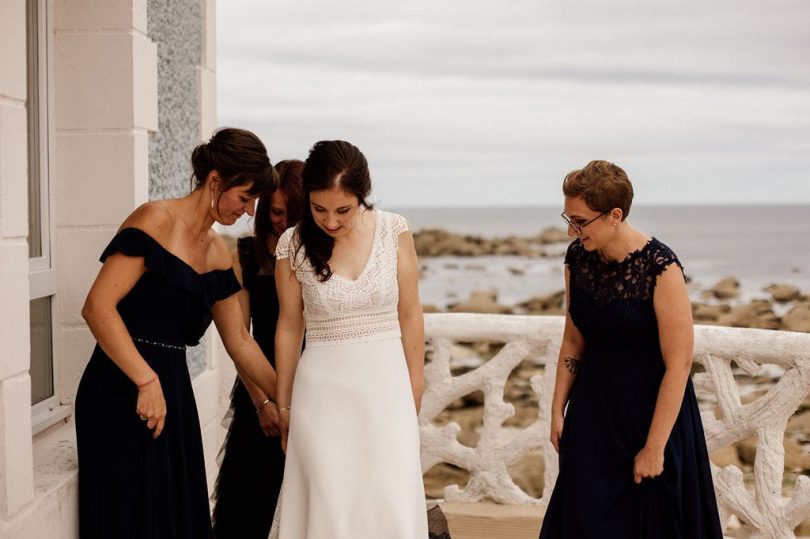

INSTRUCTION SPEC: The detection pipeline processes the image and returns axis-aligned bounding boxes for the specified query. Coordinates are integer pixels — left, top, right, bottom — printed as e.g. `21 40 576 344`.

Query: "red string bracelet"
137 374 158 390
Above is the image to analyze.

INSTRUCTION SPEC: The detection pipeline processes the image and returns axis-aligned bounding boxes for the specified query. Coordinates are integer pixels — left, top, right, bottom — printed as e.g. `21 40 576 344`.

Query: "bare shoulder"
120 200 176 241
206 232 234 271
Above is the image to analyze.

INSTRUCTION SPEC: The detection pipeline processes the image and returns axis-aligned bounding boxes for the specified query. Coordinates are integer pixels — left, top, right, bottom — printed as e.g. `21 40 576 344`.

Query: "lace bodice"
276 210 409 347
565 237 683 344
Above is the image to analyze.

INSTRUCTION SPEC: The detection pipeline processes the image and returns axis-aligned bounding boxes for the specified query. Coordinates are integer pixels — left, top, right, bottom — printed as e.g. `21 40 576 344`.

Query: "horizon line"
386 201 810 209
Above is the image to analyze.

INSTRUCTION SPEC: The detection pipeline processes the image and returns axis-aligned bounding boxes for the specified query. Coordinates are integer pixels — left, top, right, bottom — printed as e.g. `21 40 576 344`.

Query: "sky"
216 1 810 208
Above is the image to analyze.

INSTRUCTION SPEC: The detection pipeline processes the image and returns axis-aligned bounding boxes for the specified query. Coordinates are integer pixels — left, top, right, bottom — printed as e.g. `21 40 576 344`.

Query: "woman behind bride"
273 140 428 537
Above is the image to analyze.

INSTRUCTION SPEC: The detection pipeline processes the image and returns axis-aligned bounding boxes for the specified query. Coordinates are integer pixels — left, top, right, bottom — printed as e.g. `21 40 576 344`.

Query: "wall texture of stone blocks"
147 0 203 202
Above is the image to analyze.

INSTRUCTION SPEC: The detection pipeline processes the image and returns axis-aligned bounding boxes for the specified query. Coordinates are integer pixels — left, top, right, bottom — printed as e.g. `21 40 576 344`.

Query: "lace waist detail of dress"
305 308 401 347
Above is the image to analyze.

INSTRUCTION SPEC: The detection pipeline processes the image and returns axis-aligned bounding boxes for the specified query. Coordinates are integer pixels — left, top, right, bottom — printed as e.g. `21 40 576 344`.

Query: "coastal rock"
692 303 731 322
764 283 802 303
535 227 569 245
784 438 810 471
716 300 780 330
516 291 565 315
472 341 502 360
507 449 545 497
412 229 556 257
710 445 742 469
450 344 484 373
796 518 810 538
787 410 810 434
706 277 741 300
413 229 489 257
450 291 513 315
737 436 810 471
423 463 470 499
783 302 810 333
737 437 757 465
436 405 484 447
741 389 768 405
494 236 541 257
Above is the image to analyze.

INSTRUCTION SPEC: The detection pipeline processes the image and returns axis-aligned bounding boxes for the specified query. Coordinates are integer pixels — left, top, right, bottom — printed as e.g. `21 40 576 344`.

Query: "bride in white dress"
271 140 428 538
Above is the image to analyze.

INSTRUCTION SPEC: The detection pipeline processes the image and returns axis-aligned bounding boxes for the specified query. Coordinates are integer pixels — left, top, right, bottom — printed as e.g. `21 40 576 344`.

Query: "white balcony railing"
419 313 810 539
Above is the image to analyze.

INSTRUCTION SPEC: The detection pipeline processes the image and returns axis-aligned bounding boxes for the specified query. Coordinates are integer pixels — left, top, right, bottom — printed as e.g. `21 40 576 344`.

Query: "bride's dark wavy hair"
296 140 373 282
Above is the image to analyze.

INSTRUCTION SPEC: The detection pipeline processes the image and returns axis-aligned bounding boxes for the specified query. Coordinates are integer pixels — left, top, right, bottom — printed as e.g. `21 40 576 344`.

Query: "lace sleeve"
564 239 581 270
275 227 296 260
648 239 685 284
389 212 410 237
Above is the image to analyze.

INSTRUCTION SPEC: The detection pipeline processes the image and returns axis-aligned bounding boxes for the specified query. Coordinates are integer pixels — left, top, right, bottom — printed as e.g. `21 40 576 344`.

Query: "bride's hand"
279 410 290 453
257 403 281 437
411 377 425 415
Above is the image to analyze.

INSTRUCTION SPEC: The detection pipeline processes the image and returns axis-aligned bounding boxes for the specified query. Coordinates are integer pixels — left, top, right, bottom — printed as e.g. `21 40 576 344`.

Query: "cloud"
217 0 810 206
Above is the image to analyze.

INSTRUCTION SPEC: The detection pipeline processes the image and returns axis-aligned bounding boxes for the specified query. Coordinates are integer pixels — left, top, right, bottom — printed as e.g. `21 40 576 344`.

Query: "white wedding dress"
269 210 428 539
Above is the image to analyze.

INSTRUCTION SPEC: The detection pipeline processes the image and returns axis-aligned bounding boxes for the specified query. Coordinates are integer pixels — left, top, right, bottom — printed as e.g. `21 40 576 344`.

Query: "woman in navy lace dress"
76 128 280 538
539 161 723 538
212 160 304 538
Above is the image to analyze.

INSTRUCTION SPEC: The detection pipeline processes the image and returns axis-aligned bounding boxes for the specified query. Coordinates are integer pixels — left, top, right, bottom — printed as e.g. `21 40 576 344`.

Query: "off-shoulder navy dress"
539 238 723 539
75 228 241 539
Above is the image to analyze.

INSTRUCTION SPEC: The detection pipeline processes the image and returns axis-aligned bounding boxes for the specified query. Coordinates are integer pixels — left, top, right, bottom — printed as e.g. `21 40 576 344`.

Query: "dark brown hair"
297 140 373 281
190 128 278 208
562 160 634 219
253 159 304 271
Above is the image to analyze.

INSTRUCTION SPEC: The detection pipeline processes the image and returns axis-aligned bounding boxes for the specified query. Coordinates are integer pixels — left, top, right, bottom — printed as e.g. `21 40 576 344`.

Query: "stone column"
53 0 158 407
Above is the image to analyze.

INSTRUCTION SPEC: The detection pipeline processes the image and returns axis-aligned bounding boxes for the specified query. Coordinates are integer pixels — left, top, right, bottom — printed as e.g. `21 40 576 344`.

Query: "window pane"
26 0 42 258
30 296 54 404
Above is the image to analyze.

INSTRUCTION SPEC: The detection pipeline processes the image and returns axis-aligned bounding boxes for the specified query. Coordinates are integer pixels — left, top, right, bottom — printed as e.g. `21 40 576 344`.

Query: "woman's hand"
633 445 664 484
257 401 281 437
411 377 425 415
279 409 290 453
550 410 564 453
135 377 167 439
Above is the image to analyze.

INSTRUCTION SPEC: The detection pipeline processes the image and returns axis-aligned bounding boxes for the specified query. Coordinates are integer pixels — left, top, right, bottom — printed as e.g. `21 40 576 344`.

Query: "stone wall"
147 0 208 377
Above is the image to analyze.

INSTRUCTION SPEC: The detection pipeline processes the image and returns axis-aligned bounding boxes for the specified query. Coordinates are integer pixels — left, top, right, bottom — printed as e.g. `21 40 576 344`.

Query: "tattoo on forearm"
563 356 580 375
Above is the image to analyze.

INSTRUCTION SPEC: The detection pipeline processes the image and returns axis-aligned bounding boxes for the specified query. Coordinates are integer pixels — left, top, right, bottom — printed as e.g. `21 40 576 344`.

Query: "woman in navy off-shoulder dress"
540 161 723 538
75 128 280 538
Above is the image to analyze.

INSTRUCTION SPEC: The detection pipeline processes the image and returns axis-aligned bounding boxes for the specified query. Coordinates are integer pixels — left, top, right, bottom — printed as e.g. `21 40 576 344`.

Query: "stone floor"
440 502 543 539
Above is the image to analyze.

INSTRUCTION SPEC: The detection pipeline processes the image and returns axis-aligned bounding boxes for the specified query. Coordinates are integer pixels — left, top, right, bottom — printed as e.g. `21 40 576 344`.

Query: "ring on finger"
139 414 147 421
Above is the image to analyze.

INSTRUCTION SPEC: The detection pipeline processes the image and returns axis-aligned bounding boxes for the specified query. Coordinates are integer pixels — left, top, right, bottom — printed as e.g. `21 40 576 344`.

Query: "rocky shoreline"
413 227 810 334
413 227 570 258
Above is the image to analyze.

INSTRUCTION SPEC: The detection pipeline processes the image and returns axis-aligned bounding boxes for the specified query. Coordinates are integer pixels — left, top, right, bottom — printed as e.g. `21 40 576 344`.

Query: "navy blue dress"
75 228 241 539
212 237 285 539
539 238 723 539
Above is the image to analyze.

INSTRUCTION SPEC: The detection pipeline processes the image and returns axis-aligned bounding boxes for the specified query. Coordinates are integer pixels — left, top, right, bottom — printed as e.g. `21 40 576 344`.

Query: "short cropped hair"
562 160 634 220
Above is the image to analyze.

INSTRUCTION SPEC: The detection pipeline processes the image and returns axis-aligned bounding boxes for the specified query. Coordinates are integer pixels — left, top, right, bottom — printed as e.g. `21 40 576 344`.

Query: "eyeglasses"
560 211 606 235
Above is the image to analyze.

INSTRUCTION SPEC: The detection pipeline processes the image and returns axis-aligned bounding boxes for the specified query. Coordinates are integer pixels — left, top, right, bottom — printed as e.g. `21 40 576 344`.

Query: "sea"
390 204 810 311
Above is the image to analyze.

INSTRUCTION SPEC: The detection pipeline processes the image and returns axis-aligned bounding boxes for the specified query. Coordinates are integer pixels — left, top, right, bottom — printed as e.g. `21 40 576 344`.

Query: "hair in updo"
296 140 373 282
190 128 278 202
562 160 634 220
253 159 304 272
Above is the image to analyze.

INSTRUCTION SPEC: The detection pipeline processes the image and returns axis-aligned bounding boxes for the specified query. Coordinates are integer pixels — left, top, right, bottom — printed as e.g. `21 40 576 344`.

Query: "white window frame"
28 0 70 434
